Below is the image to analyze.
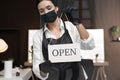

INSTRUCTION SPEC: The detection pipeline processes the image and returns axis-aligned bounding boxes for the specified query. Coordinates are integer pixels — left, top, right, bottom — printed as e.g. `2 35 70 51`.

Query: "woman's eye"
47 6 52 10
39 10 44 14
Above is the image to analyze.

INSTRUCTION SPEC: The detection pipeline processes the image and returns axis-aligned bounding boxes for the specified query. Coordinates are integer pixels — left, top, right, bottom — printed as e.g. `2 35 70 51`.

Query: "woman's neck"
47 18 61 38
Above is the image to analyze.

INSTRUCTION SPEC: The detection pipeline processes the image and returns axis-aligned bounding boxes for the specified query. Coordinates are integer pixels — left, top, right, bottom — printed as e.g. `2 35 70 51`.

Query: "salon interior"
0 0 120 80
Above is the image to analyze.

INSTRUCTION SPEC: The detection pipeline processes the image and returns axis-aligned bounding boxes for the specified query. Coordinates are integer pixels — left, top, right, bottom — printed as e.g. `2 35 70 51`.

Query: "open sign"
48 43 81 63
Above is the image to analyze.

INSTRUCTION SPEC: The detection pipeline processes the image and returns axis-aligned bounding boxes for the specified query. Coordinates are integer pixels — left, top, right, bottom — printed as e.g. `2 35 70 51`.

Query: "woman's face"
37 0 58 15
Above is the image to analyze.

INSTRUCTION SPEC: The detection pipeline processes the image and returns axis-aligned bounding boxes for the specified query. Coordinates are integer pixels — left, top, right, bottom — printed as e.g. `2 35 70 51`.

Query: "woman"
32 0 95 80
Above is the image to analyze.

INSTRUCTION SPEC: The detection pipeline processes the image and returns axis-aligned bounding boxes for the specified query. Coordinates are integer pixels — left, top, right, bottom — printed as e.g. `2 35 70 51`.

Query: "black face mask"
41 10 57 23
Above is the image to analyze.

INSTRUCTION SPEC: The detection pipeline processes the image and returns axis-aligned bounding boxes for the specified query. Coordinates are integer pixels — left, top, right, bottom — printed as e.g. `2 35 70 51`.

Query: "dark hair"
36 0 58 7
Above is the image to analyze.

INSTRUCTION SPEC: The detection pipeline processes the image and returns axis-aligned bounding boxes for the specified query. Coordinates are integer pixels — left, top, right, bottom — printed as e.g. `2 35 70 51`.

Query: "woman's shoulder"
35 28 43 34
64 20 73 25
33 28 43 39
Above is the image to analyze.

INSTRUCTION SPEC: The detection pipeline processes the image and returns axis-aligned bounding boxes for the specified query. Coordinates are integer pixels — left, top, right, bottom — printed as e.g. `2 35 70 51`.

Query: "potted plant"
110 26 120 40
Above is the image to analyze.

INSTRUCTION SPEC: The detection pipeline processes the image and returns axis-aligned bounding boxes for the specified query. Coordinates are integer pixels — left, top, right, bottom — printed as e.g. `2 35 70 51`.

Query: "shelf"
112 40 120 42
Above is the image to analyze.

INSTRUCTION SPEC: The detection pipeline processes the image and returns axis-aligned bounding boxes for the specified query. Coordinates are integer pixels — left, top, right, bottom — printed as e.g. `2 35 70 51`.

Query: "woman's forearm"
76 24 89 40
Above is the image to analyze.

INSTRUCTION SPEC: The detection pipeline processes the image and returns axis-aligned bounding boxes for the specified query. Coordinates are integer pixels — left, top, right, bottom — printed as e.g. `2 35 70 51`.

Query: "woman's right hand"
39 60 51 73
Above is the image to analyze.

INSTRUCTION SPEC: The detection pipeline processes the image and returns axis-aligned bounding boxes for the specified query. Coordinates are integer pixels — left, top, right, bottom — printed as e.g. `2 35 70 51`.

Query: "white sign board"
48 43 81 63
81 29 105 62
